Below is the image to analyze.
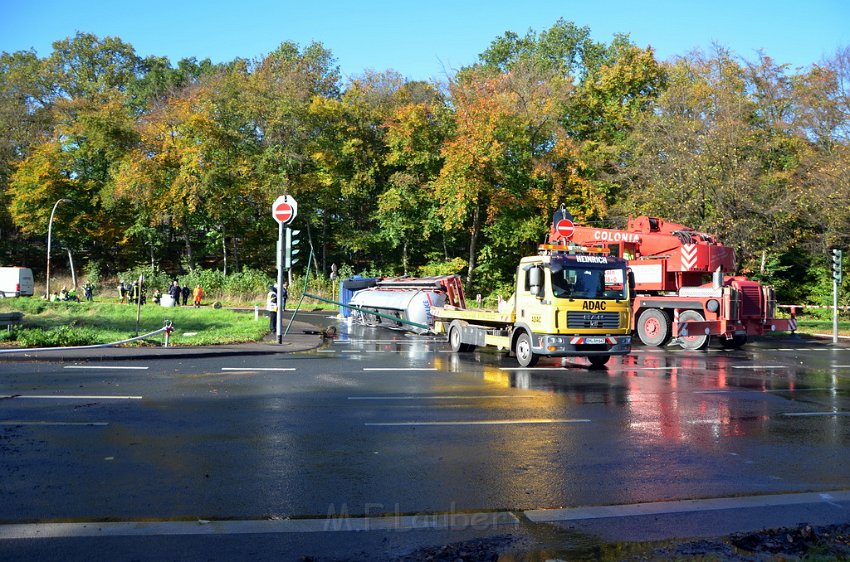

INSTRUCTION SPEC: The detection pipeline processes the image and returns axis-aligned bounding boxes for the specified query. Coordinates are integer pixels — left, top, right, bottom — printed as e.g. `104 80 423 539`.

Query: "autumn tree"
7 34 143 274
378 81 451 274
435 61 589 291
0 49 57 263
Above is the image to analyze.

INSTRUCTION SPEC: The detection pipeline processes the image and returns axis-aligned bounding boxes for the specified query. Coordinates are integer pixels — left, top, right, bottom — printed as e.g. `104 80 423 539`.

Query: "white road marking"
525 490 850 523
694 388 835 395
335 340 422 345
731 365 789 370
348 395 536 401
365 418 590 427
0 512 519 539
619 367 680 371
362 368 437 372
64 365 148 370
3 488 848 539
1 395 142 400
220 368 296 372
782 411 850 417
0 421 109 426
498 367 572 371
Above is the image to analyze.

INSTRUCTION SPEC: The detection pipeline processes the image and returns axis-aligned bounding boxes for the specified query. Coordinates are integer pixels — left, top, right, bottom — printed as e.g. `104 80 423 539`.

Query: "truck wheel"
515 332 539 367
637 308 671 347
720 334 747 349
678 310 710 350
449 325 474 352
588 355 610 369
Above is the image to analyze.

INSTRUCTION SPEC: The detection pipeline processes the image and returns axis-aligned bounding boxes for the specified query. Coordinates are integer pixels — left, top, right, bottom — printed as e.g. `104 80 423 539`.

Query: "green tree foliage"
1 26 848 307
378 82 451 274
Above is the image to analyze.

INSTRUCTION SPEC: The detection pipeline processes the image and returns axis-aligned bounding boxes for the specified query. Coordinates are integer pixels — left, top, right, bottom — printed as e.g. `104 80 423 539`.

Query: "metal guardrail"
779 305 849 311
0 312 23 331
0 320 174 355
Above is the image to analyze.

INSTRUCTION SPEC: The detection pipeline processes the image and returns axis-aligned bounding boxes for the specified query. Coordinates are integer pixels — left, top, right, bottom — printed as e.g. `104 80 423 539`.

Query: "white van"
0 267 35 297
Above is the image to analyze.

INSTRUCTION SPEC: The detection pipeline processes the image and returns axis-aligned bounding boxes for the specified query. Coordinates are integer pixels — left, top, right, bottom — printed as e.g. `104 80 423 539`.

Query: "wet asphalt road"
1 313 849 559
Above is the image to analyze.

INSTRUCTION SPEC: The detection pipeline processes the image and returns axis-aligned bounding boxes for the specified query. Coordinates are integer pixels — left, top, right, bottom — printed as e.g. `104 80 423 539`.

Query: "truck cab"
434 249 633 369
511 252 632 367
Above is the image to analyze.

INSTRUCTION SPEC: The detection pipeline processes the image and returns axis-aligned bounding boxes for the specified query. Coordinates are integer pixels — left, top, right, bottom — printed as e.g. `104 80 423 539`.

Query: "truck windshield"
550 266 627 300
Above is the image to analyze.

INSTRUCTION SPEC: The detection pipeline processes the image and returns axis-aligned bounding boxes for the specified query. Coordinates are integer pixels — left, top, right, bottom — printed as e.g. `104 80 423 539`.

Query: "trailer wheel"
515 332 539 367
719 334 747 349
678 310 710 350
588 355 610 369
637 308 672 347
449 325 474 352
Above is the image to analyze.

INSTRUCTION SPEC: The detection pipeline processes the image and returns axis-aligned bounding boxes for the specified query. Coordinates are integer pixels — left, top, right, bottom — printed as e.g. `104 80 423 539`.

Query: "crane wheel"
678 310 710 350
637 308 672 347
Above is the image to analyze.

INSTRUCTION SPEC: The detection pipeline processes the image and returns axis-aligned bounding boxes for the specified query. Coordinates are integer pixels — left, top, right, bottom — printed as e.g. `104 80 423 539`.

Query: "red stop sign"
273 203 293 224
272 195 298 225
273 203 292 223
556 219 575 240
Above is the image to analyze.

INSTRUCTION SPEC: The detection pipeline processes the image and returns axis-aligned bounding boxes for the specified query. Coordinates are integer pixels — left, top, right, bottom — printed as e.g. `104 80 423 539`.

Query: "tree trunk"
232 236 240 272
402 240 409 276
322 215 329 276
184 231 195 271
466 200 481 290
221 227 228 276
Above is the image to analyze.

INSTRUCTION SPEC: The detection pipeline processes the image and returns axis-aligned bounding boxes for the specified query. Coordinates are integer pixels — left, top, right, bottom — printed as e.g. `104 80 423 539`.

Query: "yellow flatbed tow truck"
432 211 634 368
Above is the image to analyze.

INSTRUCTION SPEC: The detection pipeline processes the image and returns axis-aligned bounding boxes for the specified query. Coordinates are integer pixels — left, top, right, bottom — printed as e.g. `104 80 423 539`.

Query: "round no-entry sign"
272 195 297 225
555 218 575 240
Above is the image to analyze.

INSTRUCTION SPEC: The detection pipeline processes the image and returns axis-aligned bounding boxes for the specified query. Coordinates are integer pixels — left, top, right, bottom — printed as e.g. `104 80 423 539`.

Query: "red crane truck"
564 211 796 350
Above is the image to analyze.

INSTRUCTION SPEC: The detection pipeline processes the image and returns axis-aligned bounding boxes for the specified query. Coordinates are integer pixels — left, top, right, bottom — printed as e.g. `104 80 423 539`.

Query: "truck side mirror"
529 266 544 298
628 269 636 297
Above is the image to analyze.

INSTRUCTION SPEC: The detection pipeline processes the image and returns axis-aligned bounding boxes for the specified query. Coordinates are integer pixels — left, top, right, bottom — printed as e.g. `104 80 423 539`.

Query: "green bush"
177 267 273 303
117 267 172 297
180 269 225 294
15 326 100 348
223 268 272 297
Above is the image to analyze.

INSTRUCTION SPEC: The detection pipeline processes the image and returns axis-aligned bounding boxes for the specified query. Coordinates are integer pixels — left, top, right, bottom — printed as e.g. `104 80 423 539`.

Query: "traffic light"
285 227 301 269
832 248 843 283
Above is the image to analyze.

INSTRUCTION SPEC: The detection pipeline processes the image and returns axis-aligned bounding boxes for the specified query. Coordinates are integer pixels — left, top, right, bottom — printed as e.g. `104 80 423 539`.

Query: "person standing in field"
193 285 204 307
181 284 190 306
169 281 181 306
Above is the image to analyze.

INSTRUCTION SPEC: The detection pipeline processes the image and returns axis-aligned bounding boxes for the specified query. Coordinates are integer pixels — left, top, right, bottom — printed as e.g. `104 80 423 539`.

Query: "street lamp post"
45 198 72 299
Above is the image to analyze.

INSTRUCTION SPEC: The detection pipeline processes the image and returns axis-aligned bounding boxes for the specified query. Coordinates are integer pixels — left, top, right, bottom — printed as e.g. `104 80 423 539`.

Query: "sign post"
330 263 338 312
272 196 297 343
833 248 843 344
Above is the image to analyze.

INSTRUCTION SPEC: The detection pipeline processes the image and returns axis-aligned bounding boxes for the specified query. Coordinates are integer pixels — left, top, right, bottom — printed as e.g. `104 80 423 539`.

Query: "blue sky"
2 0 848 81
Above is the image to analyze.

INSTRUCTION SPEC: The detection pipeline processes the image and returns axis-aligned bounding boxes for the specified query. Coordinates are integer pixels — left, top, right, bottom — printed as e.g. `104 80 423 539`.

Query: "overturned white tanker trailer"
345 276 466 334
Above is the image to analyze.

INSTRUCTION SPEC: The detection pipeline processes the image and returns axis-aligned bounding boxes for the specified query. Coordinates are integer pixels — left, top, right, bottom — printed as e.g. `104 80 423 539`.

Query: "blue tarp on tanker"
339 277 378 317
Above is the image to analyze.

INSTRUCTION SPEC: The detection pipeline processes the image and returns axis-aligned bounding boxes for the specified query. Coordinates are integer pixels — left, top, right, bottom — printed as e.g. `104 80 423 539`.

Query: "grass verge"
0 297 268 347
795 318 850 337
